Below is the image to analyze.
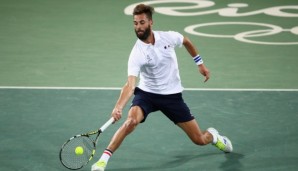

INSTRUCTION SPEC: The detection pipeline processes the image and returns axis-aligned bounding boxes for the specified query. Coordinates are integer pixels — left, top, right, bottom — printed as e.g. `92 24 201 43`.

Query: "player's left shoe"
91 160 106 171
207 127 233 153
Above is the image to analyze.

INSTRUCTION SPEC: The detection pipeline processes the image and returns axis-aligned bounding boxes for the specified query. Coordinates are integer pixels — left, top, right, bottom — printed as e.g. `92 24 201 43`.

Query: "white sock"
207 130 218 144
98 149 113 163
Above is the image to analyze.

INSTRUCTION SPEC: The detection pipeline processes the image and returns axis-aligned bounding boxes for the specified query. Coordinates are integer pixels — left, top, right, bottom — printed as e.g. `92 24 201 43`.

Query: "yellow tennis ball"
75 146 84 155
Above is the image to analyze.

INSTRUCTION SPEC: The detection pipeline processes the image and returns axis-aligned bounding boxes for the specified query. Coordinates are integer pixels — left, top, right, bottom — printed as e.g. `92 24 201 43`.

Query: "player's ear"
149 19 153 26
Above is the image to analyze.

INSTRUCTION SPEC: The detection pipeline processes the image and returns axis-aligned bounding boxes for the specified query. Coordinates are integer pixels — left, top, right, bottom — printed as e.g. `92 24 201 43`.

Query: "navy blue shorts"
131 87 194 124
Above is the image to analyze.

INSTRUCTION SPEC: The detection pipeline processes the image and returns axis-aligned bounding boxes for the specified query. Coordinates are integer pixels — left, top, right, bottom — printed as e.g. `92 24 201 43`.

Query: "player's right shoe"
207 127 233 153
91 160 106 171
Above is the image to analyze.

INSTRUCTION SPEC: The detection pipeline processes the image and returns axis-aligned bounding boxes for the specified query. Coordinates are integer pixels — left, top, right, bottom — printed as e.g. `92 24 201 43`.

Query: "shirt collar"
137 30 160 46
153 31 160 42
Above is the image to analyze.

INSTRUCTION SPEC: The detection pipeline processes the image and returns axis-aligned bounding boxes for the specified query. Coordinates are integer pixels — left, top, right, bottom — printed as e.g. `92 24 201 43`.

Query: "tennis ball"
75 146 84 155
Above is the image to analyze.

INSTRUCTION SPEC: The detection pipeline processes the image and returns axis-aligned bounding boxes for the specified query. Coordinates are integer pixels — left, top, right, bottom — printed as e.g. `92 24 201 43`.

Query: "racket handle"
100 117 115 132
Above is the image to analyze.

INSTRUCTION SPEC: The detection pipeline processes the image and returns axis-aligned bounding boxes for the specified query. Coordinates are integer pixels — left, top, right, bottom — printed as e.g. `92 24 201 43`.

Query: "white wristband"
193 55 203 65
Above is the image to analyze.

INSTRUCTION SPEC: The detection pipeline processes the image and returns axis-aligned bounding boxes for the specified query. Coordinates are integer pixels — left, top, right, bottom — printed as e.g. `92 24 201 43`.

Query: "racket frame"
59 117 114 170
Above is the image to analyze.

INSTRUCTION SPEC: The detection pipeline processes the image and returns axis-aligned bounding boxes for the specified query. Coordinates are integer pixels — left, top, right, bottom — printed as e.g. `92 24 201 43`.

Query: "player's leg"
177 119 233 152
107 106 144 152
177 119 213 145
91 106 144 171
157 94 213 146
160 92 233 153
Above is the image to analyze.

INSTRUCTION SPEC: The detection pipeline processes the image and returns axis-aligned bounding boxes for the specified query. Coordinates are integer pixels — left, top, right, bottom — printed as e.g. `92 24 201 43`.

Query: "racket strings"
60 136 94 169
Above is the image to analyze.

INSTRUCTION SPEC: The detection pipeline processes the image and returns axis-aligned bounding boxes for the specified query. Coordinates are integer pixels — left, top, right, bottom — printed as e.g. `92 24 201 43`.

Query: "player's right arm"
112 75 137 121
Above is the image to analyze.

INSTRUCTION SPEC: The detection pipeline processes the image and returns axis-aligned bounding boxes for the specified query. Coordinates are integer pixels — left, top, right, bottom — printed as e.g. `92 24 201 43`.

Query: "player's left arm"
182 36 210 82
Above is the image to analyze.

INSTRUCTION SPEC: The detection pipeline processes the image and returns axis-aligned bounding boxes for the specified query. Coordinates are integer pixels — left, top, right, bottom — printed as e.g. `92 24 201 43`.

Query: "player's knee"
123 118 138 134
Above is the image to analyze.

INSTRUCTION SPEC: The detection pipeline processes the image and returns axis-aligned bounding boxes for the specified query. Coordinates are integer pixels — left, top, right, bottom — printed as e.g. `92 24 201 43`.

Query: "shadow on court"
109 152 221 171
1 89 298 171
220 153 245 171
108 152 245 171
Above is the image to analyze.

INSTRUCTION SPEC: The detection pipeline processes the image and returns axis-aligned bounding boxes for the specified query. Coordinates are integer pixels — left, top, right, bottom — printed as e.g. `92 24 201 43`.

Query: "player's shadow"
108 152 222 171
220 152 245 171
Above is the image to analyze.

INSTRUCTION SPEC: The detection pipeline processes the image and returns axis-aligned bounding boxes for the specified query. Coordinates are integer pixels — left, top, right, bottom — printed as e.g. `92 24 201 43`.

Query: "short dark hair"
133 4 154 20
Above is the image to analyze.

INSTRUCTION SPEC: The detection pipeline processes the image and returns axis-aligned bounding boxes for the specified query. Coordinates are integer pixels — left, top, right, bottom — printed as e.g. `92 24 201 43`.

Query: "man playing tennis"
92 4 232 171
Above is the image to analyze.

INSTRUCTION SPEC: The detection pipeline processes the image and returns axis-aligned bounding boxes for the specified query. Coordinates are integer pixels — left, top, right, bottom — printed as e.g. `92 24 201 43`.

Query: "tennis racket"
59 117 114 170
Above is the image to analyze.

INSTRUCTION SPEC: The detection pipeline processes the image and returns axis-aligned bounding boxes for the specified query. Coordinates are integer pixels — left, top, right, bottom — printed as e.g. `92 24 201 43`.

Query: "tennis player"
92 4 232 171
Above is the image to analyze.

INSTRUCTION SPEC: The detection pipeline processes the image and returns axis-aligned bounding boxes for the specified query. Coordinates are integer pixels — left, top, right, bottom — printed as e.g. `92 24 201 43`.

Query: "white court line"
0 86 121 90
0 86 297 91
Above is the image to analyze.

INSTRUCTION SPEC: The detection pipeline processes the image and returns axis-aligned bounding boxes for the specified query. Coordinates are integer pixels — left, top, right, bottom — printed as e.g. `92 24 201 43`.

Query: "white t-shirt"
128 31 184 94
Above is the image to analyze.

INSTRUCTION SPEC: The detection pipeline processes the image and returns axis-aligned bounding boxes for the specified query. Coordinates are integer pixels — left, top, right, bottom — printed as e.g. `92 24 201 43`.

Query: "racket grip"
100 117 115 132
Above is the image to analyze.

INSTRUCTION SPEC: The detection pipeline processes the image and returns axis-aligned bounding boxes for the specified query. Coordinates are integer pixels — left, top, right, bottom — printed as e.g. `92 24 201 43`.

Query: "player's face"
133 13 152 41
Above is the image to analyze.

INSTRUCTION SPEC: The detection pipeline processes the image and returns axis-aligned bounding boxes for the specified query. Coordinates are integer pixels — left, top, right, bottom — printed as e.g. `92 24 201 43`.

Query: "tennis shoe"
91 160 106 171
207 127 233 153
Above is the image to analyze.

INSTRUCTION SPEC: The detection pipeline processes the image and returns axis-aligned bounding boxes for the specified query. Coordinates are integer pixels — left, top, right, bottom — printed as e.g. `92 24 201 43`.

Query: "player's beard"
135 25 151 41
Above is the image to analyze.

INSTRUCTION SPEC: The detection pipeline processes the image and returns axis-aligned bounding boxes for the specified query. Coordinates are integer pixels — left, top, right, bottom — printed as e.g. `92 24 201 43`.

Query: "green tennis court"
1 0 298 171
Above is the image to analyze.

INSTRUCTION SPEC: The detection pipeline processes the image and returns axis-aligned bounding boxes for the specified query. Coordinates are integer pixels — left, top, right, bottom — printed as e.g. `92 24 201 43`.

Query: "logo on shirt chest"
164 45 171 49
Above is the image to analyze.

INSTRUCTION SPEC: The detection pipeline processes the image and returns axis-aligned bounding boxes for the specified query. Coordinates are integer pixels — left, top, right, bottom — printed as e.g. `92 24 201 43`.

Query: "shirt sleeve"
168 31 184 48
127 44 141 77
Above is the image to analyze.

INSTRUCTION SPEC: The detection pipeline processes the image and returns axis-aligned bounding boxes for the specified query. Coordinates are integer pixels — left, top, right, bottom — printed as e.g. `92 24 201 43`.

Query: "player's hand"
198 64 210 82
111 107 122 122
